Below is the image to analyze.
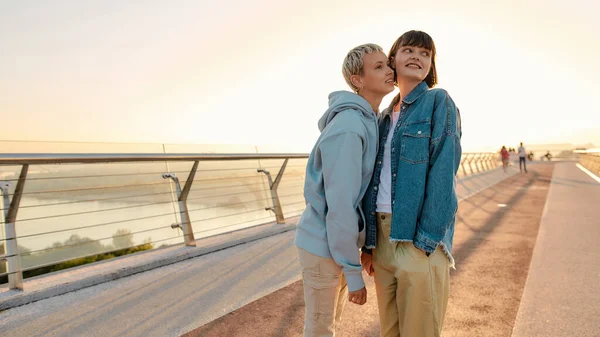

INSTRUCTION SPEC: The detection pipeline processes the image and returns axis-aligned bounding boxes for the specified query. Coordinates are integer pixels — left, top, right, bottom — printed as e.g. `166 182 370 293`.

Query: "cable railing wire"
1 253 17 260
258 164 306 170
6 180 173 197
2 173 302 201
1 204 307 282
0 234 184 279
186 198 270 214
179 201 306 229
181 174 266 184
185 189 266 203
185 181 267 193
191 215 276 236
2 184 303 224
180 206 270 225
180 174 305 187
185 192 301 214
8 190 177 210
3 200 180 224
280 201 306 208
20 224 174 257
0 165 284 182
2 171 181 182
8 191 305 239
16 212 178 239
3 176 296 211
276 183 306 190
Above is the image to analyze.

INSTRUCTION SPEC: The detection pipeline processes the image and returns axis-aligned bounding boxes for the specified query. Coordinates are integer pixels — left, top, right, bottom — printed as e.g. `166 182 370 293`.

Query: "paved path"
511 162 600 337
0 232 302 337
186 164 554 337
5 163 597 337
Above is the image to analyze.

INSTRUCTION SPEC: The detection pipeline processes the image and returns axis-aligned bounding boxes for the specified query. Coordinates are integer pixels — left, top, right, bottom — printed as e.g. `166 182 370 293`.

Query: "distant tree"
0 242 31 274
62 234 105 256
112 229 135 249
2 238 154 283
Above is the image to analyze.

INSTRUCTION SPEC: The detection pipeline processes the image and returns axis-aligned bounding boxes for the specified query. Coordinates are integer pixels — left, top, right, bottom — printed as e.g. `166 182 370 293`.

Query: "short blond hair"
342 43 384 92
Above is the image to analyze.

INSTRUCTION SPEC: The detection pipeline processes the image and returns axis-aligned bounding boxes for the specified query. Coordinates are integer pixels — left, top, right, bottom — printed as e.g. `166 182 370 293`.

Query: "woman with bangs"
360 30 463 337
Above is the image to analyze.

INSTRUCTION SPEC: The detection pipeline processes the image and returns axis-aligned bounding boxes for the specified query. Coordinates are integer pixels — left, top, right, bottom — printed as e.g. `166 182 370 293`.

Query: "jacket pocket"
356 205 366 248
356 205 366 232
400 121 431 164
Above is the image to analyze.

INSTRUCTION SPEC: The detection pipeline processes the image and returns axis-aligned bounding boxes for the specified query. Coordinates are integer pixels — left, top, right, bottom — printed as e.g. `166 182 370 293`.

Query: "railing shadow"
451 170 541 276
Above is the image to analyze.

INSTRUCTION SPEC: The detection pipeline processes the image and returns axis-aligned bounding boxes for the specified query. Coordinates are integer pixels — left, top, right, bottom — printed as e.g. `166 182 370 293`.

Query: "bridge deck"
2 163 599 336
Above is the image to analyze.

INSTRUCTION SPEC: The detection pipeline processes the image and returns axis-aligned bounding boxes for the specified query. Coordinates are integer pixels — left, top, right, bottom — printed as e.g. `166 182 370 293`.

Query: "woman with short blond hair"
295 43 394 337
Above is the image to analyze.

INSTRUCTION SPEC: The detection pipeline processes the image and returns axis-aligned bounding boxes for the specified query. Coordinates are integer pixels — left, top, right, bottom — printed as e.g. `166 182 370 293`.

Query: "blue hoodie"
294 91 379 292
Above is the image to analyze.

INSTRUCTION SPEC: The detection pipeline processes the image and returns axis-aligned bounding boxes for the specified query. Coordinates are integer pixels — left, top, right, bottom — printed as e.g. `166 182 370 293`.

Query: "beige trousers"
297 248 348 337
373 213 450 337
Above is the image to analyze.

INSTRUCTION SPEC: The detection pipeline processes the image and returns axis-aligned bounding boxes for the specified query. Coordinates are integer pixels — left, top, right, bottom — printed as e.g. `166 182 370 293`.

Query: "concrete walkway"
511 162 600 337
185 165 554 337
0 165 561 337
0 230 303 337
0 221 298 311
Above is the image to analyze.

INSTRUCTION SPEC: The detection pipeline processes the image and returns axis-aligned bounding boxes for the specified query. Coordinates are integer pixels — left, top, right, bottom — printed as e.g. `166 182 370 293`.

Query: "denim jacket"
362 81 462 266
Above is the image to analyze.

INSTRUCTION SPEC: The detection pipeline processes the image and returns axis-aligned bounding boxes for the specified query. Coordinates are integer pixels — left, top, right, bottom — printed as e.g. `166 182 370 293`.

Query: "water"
0 141 307 271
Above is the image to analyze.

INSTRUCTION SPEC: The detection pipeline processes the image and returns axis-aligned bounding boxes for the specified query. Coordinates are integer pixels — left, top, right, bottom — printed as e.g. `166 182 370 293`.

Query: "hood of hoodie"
318 91 376 132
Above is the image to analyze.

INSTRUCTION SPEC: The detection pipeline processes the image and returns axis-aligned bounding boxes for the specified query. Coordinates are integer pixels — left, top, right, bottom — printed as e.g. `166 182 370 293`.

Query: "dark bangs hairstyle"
388 30 438 109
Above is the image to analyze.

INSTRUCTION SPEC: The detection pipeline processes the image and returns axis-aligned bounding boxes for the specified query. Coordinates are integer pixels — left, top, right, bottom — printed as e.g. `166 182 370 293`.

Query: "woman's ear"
350 74 363 92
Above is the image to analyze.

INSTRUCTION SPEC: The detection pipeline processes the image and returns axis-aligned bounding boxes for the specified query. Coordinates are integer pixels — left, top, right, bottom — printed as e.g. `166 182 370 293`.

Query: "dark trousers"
519 157 527 172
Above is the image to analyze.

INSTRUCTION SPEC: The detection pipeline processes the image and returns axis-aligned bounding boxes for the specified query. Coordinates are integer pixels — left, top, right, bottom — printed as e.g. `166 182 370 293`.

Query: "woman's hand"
361 251 375 276
416 245 431 257
348 287 367 305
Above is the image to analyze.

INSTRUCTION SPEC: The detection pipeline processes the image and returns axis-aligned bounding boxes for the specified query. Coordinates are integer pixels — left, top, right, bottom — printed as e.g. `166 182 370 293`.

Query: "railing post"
467 154 476 175
162 161 198 247
480 154 488 171
482 154 489 171
460 155 469 177
1 164 28 290
258 158 288 224
485 154 493 171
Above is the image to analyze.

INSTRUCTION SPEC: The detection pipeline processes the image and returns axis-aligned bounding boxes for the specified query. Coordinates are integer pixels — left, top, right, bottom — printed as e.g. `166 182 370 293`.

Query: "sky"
1 0 599 152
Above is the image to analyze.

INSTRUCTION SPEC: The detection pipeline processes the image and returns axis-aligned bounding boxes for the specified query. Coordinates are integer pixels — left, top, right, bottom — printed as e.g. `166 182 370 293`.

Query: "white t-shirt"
376 110 400 213
518 146 526 158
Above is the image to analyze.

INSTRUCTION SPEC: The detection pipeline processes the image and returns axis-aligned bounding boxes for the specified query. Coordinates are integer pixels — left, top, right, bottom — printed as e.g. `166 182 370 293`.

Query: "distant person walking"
518 142 528 173
501 145 510 173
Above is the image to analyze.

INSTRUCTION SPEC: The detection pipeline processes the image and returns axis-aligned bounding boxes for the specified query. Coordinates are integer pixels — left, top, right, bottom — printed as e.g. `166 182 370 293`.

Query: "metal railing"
576 149 600 175
458 153 498 177
1 151 498 290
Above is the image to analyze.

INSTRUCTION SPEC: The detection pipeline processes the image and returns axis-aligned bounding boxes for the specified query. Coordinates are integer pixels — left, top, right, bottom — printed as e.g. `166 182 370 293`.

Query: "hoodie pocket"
400 122 431 164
